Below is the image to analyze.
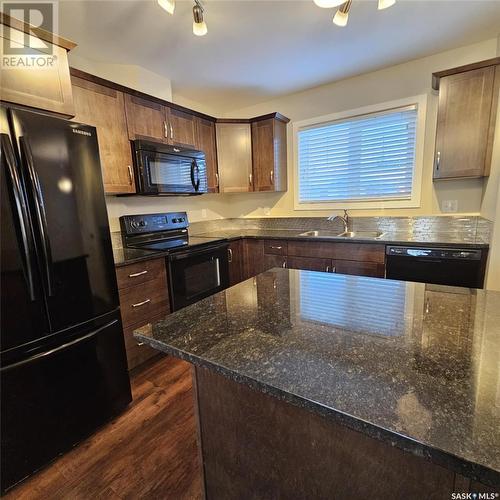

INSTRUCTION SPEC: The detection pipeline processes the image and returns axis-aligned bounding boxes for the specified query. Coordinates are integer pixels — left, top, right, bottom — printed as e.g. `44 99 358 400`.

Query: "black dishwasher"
385 246 486 288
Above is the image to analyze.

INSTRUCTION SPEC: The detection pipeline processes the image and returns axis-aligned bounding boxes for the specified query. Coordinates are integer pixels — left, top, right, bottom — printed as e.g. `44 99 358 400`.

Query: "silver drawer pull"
136 342 145 347
326 265 330 273
332 267 336 273
132 299 151 308
129 270 148 278
270 246 282 250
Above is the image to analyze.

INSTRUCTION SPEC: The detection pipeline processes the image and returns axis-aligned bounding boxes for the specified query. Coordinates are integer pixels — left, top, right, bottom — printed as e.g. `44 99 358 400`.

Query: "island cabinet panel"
116 259 170 370
166 107 197 148
252 118 288 192
196 117 219 193
228 240 244 286
332 259 385 278
242 239 266 280
216 123 253 193
124 94 167 142
434 65 498 179
71 77 135 194
287 256 332 273
194 367 458 500
287 241 386 264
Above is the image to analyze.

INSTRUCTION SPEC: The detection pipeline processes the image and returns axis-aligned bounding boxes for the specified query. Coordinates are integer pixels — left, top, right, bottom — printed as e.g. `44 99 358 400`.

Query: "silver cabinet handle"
270 170 274 184
170 123 174 140
132 299 151 308
435 151 441 171
332 266 336 273
326 265 330 273
136 342 145 347
163 121 168 139
249 173 253 185
270 246 282 250
228 248 233 263
127 165 133 185
129 270 148 278
282 261 286 268
215 172 219 187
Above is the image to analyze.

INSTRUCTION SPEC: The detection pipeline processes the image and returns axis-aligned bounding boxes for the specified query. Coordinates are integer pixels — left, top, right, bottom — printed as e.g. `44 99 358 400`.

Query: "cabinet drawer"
123 314 165 371
287 241 385 264
116 258 165 289
332 260 385 278
118 277 169 328
264 240 288 255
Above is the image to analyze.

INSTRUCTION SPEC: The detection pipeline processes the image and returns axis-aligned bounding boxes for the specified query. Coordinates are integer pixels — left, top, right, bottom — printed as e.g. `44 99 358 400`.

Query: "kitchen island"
135 269 500 498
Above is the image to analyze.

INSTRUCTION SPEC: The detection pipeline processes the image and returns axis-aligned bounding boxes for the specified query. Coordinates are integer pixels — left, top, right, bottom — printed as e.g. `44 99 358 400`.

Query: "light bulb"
313 0 345 8
158 0 175 15
333 9 349 26
193 20 208 36
378 0 395 9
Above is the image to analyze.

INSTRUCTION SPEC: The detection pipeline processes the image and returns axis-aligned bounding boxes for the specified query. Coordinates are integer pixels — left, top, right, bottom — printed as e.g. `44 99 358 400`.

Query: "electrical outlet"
442 200 458 213
201 209 207 218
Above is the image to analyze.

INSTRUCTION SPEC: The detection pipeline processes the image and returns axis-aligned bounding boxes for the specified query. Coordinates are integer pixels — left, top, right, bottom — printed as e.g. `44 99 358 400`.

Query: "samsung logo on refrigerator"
72 129 92 137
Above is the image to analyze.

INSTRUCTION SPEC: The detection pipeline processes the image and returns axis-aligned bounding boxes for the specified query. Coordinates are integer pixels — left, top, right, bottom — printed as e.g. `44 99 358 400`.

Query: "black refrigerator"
0 105 132 493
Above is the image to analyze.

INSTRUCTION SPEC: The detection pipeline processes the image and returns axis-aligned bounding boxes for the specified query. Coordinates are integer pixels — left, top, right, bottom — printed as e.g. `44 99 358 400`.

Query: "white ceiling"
59 0 500 112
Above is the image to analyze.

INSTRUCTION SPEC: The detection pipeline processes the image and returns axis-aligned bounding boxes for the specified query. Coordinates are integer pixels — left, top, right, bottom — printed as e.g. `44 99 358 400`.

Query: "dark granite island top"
135 269 500 490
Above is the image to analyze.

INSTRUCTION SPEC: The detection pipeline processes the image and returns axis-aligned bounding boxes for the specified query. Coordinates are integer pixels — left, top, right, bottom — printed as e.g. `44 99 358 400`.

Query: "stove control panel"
120 212 189 235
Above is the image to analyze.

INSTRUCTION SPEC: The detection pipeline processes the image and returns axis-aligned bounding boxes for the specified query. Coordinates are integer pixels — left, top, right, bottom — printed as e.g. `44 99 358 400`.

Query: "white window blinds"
298 105 418 203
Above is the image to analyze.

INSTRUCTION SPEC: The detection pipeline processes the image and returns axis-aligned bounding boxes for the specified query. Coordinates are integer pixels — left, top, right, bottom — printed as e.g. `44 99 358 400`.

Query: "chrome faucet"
328 209 349 233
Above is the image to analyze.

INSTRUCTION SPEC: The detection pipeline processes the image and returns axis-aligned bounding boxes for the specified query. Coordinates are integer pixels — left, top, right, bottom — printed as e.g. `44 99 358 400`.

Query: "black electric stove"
120 212 230 311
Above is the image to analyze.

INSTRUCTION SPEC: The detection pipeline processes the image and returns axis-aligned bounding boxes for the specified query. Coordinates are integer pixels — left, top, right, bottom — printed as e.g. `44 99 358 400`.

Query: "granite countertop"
135 269 500 486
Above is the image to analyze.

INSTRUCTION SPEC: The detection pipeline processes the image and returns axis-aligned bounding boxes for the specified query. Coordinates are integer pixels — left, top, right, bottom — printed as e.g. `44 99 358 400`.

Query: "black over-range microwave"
132 140 208 195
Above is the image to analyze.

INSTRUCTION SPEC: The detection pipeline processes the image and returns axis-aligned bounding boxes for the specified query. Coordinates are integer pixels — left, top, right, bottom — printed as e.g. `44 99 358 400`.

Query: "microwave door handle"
1 134 37 300
19 137 54 297
190 160 200 192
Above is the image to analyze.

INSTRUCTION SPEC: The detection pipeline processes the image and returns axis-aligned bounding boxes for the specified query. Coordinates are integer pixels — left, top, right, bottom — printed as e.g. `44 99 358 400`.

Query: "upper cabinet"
252 116 288 192
71 76 135 194
216 114 290 193
124 94 167 143
432 59 500 180
196 118 219 193
166 107 197 148
0 13 75 116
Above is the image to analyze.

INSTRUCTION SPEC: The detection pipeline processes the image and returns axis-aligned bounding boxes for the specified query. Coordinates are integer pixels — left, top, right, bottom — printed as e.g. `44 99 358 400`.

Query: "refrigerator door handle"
19 136 54 297
1 133 37 300
0 319 119 372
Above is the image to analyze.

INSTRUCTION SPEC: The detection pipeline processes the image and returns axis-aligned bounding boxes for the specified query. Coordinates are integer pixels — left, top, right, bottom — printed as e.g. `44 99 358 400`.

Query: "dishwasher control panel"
386 246 482 260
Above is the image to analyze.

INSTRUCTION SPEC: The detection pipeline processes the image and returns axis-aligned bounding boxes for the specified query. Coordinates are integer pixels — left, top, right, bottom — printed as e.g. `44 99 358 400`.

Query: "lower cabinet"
287 256 331 273
115 258 170 370
228 240 244 286
332 259 385 278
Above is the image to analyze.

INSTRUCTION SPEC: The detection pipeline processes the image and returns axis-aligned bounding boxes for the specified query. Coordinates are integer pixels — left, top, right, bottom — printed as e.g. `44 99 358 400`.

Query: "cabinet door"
434 66 496 179
216 123 253 193
166 107 197 148
0 26 74 116
331 259 385 278
228 240 243 286
242 239 265 280
287 256 331 273
252 118 287 192
71 77 135 194
264 255 287 271
124 94 167 142
196 117 219 193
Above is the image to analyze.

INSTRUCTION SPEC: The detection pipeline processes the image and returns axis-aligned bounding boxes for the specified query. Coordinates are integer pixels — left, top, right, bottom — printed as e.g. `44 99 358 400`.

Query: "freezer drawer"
0 316 131 493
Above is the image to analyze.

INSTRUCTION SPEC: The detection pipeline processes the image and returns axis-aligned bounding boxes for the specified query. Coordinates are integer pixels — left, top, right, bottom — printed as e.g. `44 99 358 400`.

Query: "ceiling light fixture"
333 0 351 27
192 0 207 37
378 0 396 9
157 0 175 15
313 0 345 8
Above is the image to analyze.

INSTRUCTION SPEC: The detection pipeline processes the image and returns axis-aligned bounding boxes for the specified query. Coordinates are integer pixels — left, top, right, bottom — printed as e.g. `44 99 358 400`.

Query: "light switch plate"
442 200 458 213
201 209 207 218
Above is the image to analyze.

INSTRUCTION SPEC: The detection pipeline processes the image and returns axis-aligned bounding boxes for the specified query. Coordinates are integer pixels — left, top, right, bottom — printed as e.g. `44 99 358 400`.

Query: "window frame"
293 95 427 211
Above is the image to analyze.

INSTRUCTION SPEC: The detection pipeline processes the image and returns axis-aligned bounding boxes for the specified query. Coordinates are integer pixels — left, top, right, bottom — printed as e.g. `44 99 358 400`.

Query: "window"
294 96 426 210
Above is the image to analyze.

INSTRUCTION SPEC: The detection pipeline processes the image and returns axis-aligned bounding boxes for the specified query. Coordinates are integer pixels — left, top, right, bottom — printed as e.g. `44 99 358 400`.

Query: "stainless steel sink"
298 230 385 240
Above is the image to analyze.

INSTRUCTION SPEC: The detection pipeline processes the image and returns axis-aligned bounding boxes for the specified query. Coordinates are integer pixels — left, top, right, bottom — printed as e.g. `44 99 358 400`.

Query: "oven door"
168 243 230 311
137 150 207 195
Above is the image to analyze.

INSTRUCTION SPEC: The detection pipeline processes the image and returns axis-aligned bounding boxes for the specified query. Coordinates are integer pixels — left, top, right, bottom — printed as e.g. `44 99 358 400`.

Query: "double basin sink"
298 230 386 240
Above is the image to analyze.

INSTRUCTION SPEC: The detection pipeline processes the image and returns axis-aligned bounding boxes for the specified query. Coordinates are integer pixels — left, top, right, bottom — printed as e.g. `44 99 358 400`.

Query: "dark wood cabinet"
167 107 198 148
71 76 135 194
124 94 167 143
252 117 288 192
332 259 385 278
0 14 76 116
287 256 332 273
433 63 499 179
242 239 266 280
228 240 243 286
264 255 287 270
196 117 219 193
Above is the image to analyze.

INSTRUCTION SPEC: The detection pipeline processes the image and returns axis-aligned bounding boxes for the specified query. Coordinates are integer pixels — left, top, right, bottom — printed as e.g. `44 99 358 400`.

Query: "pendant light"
333 0 352 27
378 0 396 9
313 0 345 8
193 0 207 36
157 0 175 15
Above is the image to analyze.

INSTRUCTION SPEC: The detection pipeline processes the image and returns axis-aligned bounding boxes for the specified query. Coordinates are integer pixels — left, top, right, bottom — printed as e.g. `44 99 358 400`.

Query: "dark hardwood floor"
4 357 202 500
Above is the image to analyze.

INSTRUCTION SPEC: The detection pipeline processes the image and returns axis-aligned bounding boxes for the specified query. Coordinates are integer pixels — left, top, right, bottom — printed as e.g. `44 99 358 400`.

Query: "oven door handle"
169 243 229 261
190 160 200 192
